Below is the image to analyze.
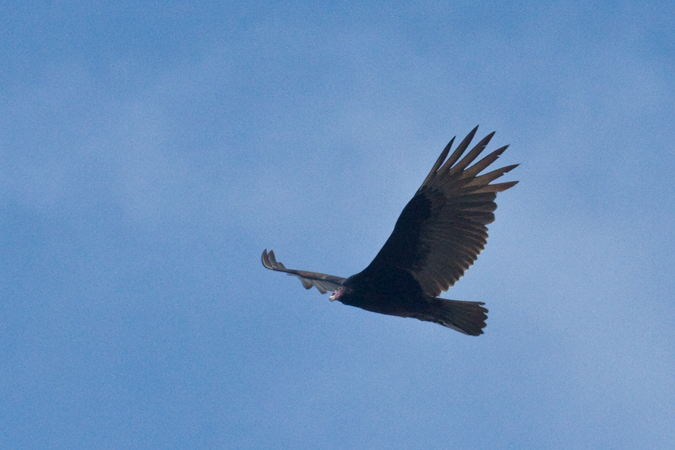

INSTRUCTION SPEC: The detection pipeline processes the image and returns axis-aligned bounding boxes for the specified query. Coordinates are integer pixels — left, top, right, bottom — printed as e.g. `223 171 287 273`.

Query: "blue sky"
1 1 674 448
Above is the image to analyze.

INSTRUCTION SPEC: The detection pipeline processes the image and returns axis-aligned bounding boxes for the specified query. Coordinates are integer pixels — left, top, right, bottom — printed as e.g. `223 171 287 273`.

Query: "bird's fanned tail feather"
427 298 488 336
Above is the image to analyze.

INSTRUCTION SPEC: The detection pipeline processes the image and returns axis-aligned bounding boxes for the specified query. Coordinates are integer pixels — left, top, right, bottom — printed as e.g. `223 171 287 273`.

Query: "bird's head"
329 275 362 304
329 286 347 301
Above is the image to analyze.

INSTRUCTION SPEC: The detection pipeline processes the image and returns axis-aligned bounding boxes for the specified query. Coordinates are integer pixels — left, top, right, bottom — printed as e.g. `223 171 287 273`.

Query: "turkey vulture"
262 127 517 335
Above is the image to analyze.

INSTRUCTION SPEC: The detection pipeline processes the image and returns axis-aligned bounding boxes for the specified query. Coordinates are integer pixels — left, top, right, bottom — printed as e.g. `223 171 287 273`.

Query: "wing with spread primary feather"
365 126 518 297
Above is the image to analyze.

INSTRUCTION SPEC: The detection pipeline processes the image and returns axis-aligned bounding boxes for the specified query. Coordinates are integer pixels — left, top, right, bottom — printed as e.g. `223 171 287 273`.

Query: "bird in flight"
262 127 518 335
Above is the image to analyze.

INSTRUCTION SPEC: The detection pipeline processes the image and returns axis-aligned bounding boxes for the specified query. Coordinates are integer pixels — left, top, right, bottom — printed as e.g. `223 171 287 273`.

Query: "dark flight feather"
261 127 518 335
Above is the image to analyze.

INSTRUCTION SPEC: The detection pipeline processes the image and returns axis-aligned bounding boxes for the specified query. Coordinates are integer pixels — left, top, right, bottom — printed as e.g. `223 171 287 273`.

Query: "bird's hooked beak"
329 286 344 301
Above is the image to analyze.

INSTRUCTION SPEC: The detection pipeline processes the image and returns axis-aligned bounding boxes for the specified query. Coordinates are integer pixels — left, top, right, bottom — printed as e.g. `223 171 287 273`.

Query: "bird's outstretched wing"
365 126 518 298
261 249 346 294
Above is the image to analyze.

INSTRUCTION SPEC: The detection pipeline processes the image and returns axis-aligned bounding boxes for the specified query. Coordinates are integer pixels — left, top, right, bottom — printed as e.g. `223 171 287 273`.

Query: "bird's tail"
428 298 488 336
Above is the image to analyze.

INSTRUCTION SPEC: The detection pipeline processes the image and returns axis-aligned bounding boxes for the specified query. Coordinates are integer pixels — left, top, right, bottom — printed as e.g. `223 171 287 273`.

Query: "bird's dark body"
261 127 517 335
339 268 428 318
338 192 435 318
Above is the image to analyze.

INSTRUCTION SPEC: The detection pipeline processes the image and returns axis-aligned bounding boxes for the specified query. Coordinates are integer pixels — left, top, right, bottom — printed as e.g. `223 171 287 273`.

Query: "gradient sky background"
2 1 674 449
